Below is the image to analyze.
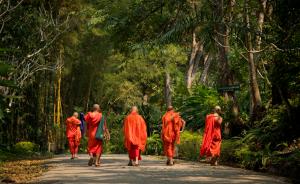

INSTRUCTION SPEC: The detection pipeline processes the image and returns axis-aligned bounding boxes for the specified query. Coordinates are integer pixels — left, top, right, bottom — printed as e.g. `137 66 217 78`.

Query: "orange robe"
200 114 222 157
66 116 81 155
161 110 182 157
85 112 105 155
123 111 147 160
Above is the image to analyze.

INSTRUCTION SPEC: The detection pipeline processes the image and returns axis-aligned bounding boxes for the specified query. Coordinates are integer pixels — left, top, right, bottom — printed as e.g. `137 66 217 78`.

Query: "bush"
78 137 88 153
103 112 126 154
145 132 162 155
178 131 202 160
174 86 222 130
221 138 242 163
14 141 38 155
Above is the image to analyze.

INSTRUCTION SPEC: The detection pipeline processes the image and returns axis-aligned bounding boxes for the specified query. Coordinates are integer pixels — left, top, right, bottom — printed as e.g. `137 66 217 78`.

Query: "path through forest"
35 154 290 184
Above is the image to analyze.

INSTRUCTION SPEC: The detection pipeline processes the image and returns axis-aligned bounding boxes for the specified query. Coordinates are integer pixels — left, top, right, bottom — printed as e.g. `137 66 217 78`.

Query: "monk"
66 112 81 159
85 104 110 167
200 106 223 166
161 106 186 166
123 106 147 166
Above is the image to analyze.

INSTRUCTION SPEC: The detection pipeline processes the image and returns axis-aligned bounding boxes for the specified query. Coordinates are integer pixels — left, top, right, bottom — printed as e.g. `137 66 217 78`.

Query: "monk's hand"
105 131 111 141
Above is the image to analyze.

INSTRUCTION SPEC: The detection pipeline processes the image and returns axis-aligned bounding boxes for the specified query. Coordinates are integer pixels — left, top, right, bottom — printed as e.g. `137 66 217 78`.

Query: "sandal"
133 163 139 167
88 157 94 166
128 161 133 166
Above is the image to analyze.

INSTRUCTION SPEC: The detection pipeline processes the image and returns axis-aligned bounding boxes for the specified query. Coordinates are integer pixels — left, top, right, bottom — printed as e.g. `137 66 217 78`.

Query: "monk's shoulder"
66 117 72 123
86 112 92 117
162 112 168 119
124 114 132 122
174 112 180 117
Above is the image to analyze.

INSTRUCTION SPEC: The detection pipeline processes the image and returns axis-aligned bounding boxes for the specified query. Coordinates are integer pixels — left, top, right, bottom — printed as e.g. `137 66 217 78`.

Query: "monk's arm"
104 120 110 140
180 119 186 132
72 119 81 125
216 116 223 125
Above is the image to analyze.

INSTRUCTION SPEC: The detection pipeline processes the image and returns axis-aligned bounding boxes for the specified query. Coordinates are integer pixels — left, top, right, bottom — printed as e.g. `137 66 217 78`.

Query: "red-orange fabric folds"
123 112 147 155
129 144 141 160
66 116 81 154
200 114 222 157
85 112 104 155
161 110 182 157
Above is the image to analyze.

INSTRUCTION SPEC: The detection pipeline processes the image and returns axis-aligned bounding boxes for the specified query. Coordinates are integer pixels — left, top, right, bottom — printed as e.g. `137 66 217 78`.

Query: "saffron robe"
66 116 81 154
85 112 105 155
161 110 182 157
200 114 223 157
123 112 147 160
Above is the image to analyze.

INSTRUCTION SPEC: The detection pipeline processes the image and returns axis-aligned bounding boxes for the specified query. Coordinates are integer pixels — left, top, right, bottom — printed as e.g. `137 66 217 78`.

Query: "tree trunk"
244 0 262 119
255 0 267 51
199 54 210 84
217 0 234 88
215 0 241 136
186 32 202 90
164 72 172 107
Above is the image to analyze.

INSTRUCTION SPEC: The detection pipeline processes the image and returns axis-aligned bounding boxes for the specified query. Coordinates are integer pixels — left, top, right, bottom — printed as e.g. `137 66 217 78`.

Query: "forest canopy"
0 0 299 178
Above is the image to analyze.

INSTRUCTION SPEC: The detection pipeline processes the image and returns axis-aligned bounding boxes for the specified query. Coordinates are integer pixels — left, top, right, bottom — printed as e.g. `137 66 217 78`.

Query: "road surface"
35 154 290 184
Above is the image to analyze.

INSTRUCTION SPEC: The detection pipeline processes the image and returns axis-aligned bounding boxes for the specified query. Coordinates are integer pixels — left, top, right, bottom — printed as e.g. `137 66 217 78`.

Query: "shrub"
103 112 126 154
79 137 88 153
145 132 162 155
221 138 242 163
14 141 38 155
178 131 202 160
174 85 222 130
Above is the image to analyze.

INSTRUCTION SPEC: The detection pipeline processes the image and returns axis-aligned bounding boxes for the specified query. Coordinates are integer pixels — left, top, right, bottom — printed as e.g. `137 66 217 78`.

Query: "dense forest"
0 0 299 180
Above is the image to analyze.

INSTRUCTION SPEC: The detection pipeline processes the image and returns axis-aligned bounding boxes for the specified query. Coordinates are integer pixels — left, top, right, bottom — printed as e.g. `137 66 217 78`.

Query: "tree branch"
0 0 24 19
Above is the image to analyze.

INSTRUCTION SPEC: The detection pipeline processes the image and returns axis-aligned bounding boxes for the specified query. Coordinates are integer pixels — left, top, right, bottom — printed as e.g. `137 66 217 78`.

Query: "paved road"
35 154 290 184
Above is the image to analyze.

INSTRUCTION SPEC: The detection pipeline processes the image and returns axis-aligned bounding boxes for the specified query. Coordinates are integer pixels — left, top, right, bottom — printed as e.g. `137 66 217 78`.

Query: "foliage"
145 132 162 155
103 112 126 154
243 105 299 151
0 0 299 180
14 141 38 155
177 131 202 160
174 86 222 130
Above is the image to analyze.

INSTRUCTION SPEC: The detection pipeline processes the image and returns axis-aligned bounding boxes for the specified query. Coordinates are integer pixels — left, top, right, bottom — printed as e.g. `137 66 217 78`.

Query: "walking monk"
200 106 223 166
66 112 81 159
123 106 147 166
161 106 186 166
85 104 110 167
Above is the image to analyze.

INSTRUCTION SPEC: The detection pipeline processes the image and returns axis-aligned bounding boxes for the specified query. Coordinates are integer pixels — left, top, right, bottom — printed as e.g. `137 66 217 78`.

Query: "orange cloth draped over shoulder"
66 116 81 154
85 112 104 155
161 110 182 157
123 111 147 159
200 114 222 157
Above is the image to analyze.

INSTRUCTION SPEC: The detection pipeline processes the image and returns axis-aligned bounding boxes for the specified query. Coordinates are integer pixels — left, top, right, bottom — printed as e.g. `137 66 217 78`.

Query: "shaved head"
214 105 221 114
167 106 173 111
131 106 138 113
73 112 79 118
93 104 100 112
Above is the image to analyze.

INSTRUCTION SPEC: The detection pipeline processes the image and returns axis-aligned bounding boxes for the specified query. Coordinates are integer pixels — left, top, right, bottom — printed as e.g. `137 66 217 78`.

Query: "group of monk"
65 104 223 167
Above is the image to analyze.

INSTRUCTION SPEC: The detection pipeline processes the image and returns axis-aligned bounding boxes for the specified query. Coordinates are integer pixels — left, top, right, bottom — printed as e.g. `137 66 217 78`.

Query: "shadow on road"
33 154 290 184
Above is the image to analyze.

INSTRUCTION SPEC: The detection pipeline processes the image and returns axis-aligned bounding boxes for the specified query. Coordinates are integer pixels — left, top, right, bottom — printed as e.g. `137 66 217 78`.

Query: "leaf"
0 63 14 76
0 80 18 88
